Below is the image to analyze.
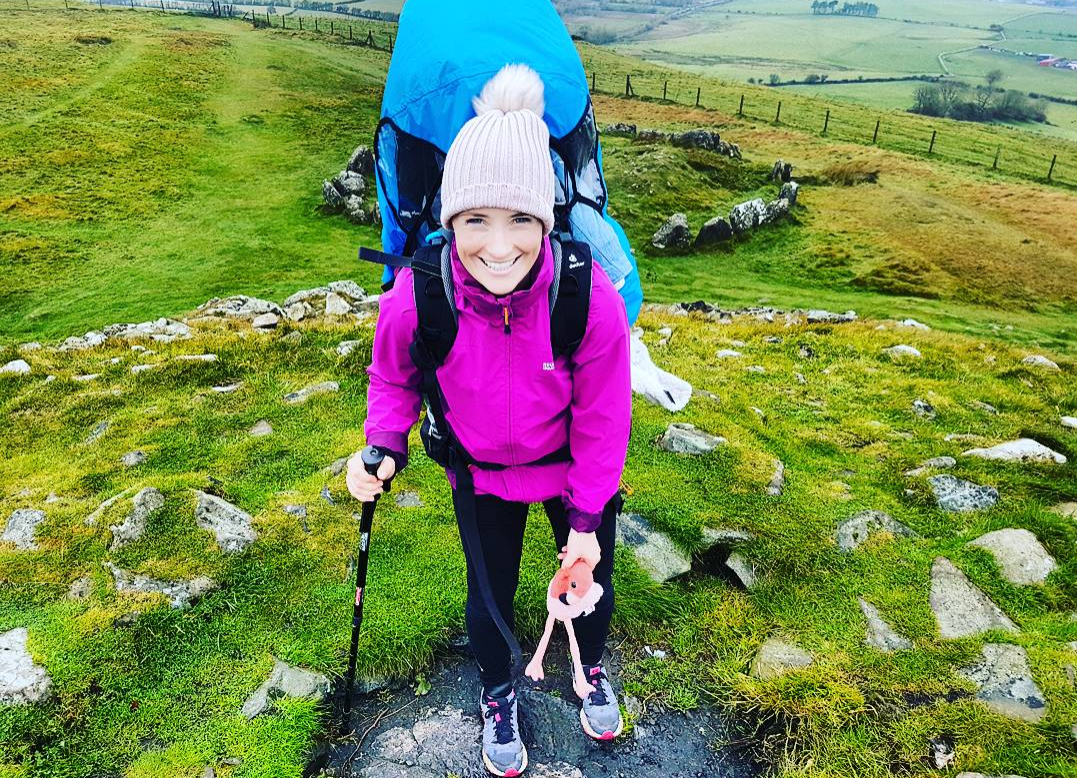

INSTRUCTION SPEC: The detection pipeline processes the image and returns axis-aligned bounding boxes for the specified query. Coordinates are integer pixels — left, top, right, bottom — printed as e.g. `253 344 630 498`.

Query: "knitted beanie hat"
440 64 555 234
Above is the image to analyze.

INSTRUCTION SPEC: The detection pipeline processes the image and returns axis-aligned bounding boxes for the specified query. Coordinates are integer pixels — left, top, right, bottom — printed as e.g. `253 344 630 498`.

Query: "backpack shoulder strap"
549 237 592 359
409 242 457 367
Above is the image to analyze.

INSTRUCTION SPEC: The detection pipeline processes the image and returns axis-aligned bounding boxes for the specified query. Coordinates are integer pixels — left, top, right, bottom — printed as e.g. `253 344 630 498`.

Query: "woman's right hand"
345 451 397 503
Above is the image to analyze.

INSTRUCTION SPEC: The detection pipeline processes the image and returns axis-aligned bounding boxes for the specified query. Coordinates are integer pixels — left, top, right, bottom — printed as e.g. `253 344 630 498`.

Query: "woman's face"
451 208 544 297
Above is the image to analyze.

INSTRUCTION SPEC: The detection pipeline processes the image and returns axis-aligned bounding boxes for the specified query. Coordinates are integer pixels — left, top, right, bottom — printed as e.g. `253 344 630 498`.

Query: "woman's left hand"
559 529 601 570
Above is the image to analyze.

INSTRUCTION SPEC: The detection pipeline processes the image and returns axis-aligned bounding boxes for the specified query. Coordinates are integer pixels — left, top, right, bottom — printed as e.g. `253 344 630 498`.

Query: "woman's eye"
513 217 532 225
466 218 483 226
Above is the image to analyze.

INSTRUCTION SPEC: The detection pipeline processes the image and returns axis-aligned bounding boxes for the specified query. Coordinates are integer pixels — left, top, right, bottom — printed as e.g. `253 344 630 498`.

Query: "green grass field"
2 7 1077 775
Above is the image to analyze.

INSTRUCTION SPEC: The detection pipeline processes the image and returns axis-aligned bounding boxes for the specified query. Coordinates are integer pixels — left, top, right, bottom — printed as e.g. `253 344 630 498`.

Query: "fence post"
872 119 880 144
928 129 937 154
266 11 270 26
591 71 596 92
349 24 352 40
663 80 667 101
389 34 393 51
330 21 334 34
625 74 631 97
1047 153 1057 181
695 86 701 107
775 101 781 123
822 108 830 135
992 146 1000 170
366 29 373 45
314 17 317 31
738 94 744 116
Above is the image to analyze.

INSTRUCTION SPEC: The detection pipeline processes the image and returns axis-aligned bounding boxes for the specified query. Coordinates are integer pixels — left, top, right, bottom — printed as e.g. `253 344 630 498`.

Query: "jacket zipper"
503 303 516 466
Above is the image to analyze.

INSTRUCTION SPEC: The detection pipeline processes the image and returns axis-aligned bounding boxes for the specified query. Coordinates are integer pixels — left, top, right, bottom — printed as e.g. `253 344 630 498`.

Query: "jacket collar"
450 235 553 318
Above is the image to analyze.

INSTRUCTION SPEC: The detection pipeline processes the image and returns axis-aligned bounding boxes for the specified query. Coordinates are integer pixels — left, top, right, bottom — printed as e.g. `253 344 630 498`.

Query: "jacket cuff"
564 499 603 533
366 432 408 473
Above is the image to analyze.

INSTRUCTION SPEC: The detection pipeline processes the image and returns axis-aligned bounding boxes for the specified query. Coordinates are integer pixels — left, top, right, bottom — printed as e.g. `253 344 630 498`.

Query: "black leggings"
451 488 619 693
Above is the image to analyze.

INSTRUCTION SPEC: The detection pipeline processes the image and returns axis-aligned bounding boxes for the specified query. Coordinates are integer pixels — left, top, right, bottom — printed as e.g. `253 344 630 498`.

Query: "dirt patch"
74 35 112 45
308 639 762 778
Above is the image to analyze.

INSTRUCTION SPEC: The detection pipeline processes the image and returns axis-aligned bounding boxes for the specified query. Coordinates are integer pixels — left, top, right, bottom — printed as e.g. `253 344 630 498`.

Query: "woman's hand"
345 451 396 503
558 529 601 570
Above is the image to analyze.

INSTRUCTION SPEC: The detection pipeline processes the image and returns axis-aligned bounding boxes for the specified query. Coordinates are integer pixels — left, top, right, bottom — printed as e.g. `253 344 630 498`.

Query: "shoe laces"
483 694 517 745
583 665 608 706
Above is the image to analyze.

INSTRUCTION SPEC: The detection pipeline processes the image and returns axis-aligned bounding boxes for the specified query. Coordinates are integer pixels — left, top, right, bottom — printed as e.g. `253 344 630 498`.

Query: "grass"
1 6 1077 776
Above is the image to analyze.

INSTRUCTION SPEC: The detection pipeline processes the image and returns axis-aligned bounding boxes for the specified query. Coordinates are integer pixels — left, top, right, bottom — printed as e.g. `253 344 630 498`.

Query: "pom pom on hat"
472 63 546 118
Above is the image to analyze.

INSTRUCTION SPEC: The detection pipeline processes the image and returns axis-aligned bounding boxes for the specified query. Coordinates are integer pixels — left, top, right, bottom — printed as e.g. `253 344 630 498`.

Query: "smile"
480 256 519 275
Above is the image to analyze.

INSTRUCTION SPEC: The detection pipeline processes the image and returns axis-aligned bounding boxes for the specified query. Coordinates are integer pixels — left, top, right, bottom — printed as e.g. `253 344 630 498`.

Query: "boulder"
104 562 216 609
967 528 1056 585
972 400 998 414
1050 502 1077 519
103 318 190 343
240 658 330 719
728 198 767 233
347 144 375 176
884 344 921 359
337 340 363 357
806 309 857 323
716 349 742 359
637 129 671 143
652 213 693 250
18 342 41 352
929 557 1017 638
750 638 813 679
58 330 107 351
196 295 284 320
337 170 365 197
912 399 936 419
769 159 793 182
858 598 912 652
898 318 930 330
725 551 758 589
602 122 636 136
693 216 733 246
1062 416 1077 429
0 360 31 375
394 491 424 508
616 513 691 583
904 455 957 476
322 179 345 209
962 438 1066 465
1021 355 1059 370
778 181 798 205
2 509 46 550
929 475 999 512
109 487 164 551
656 422 726 454
251 313 279 330
285 301 313 322
761 198 789 224
175 353 217 363
283 381 339 404
835 510 917 552
325 292 352 316
959 644 1046 723
0 628 53 705
249 419 273 437
767 459 785 497
194 491 257 553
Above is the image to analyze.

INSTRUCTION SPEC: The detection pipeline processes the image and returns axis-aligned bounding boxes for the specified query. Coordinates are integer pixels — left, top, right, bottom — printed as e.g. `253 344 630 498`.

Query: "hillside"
1 5 1077 778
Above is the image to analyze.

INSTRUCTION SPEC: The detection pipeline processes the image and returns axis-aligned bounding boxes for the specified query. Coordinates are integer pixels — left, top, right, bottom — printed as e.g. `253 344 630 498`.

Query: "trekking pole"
342 445 392 734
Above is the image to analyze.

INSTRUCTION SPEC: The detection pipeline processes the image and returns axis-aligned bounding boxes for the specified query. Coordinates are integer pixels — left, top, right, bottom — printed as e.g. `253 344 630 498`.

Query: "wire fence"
588 69 1077 189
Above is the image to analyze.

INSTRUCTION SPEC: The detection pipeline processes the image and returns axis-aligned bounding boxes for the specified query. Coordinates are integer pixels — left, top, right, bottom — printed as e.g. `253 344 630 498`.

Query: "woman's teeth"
481 257 518 275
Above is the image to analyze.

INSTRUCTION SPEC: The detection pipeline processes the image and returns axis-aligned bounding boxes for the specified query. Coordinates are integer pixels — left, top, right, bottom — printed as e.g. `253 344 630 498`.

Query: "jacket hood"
450 235 554 320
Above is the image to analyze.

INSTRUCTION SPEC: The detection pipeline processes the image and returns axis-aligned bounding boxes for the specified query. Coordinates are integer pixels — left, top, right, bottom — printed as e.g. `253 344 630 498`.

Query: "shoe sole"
579 707 624 741
482 743 528 777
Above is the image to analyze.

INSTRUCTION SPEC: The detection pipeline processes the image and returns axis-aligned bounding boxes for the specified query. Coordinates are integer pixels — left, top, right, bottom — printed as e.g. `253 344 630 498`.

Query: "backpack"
369 0 643 325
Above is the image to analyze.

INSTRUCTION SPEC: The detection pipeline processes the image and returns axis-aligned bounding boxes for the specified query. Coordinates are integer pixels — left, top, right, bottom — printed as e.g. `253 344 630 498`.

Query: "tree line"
810 1 879 16
910 71 1047 124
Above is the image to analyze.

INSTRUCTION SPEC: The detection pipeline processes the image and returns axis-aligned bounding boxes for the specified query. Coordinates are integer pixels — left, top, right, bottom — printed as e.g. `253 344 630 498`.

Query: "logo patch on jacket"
542 361 555 371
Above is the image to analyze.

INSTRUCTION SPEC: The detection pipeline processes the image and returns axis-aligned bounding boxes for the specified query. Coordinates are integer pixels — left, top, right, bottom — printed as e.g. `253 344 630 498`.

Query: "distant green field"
720 0 1036 26
1005 11 1077 37
945 46 1077 101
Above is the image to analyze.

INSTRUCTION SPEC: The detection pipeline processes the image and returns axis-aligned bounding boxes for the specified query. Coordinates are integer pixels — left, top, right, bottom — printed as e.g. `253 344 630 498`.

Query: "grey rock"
897 318 930 330
929 475 999 513
18 342 41 352
67 576 91 600
806 309 857 323
652 213 693 250
328 280 367 301
104 318 190 343
959 644 1046 723
120 450 146 468
912 398 936 419
746 365 766 374
131 363 157 374
285 301 313 321
250 419 273 437
212 382 243 394
347 144 375 176
73 373 99 382
283 380 339 404
1 359 31 375
602 122 637 136
728 198 767 233
322 179 345 209
241 658 330 719
700 527 753 549
104 561 216 609
962 438 1066 465
616 513 691 583
1022 355 1059 370
972 400 998 414
2 509 46 550
767 459 785 496
716 348 742 358
325 292 352 316
283 504 307 520
725 551 758 589
251 313 279 330
196 295 284 320
1061 415 1077 429
195 491 257 553
750 638 813 679
884 344 922 359
0 628 53 705
175 353 217 363
394 491 424 508
362 705 478 778
945 433 983 443
282 286 330 308
761 197 789 223
930 557 1017 638
967 528 1056 585
338 170 365 197
779 181 798 205
835 510 916 552
904 455 957 476
58 330 106 351
858 598 912 652
1050 502 1077 519
693 216 733 246
109 487 164 550
770 159 793 182
325 457 349 477
656 422 726 454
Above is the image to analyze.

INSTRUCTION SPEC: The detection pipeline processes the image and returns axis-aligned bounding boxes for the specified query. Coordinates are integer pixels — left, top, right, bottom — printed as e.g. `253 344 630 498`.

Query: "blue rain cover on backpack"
373 0 643 324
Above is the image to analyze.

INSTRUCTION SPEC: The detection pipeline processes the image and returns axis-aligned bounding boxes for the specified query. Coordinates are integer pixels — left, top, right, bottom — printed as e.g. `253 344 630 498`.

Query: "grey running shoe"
579 663 624 740
480 687 527 777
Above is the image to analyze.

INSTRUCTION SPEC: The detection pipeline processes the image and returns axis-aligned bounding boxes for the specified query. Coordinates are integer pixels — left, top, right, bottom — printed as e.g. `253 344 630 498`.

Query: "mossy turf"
2 5 1077 778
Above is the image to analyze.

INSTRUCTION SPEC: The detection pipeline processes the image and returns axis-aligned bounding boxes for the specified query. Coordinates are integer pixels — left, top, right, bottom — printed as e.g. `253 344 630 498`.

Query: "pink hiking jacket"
364 235 631 532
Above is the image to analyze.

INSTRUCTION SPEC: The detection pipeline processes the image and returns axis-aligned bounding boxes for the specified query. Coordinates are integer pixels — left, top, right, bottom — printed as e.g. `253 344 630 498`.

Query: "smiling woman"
451 209 545 295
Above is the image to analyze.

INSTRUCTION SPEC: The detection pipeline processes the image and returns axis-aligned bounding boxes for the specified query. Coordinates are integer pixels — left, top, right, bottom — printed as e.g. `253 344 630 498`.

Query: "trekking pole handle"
361 445 392 493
